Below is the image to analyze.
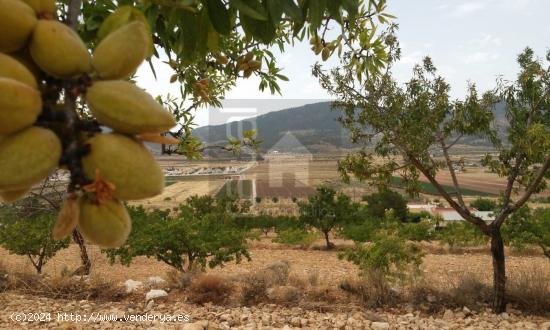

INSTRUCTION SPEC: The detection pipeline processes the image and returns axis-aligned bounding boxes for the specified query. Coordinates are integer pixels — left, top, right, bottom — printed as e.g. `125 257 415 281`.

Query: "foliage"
0 203 70 273
436 222 489 249
470 198 497 211
104 196 250 271
362 189 408 222
407 210 432 223
314 45 550 312
272 228 318 248
297 187 359 248
398 220 433 242
342 208 432 243
71 0 396 153
339 231 424 281
503 207 550 258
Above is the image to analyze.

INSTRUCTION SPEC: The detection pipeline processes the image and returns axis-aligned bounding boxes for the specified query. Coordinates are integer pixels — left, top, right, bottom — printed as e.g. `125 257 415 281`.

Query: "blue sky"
137 0 550 127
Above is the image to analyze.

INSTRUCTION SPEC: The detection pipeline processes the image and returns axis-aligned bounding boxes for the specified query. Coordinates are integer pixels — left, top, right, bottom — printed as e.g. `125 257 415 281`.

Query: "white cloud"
453 2 486 16
470 34 502 48
462 52 501 64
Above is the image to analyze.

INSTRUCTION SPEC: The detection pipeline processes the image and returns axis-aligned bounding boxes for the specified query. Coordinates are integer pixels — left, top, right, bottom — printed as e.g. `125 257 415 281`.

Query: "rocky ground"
1 292 549 329
1 241 549 329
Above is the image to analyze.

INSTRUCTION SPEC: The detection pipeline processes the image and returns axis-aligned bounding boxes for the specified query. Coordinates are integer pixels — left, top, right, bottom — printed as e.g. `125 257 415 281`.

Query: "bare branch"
440 140 466 208
408 155 489 233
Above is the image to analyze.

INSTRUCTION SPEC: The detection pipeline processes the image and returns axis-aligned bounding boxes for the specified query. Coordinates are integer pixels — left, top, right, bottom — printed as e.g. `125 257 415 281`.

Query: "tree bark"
323 230 332 249
72 230 91 275
490 227 506 313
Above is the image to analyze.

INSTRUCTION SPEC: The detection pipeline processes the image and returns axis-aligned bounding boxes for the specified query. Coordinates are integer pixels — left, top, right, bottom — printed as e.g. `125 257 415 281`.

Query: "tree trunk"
72 229 91 275
490 228 506 313
323 231 332 249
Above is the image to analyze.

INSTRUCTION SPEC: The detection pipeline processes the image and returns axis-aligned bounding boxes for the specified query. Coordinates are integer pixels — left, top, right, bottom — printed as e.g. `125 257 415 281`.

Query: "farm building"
432 208 495 222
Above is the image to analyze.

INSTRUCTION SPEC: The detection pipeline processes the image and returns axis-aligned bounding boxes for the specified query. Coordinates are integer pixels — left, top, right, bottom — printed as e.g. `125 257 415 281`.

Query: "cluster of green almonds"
309 37 333 62
0 1 177 248
236 52 262 78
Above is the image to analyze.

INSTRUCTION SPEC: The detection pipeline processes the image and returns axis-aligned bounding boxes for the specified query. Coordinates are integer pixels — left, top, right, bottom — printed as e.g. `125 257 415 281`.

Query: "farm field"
153 154 549 204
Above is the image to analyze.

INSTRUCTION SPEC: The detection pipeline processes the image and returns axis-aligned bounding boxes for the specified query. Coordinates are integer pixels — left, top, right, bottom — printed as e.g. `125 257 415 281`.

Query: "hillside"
193 102 354 154
192 101 507 154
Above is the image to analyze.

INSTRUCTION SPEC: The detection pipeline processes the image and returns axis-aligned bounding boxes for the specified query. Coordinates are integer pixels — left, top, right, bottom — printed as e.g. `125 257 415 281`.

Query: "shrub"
340 231 424 282
272 196 279 203
398 220 433 242
507 265 549 313
470 198 497 211
240 261 290 305
255 196 262 204
273 228 318 248
0 205 70 274
339 271 397 307
362 189 408 222
188 274 232 305
436 221 488 249
104 196 250 271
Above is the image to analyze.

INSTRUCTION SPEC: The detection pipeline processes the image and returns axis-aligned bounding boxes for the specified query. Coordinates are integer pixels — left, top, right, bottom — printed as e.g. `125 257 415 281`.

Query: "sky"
136 0 550 127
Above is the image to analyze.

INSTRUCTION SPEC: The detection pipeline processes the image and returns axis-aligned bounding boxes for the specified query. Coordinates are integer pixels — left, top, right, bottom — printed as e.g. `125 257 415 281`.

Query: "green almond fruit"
97 6 154 56
0 127 61 190
81 133 164 200
0 53 38 88
78 197 131 248
0 77 42 134
86 80 176 134
92 21 149 80
0 0 37 53
22 0 56 16
30 20 91 78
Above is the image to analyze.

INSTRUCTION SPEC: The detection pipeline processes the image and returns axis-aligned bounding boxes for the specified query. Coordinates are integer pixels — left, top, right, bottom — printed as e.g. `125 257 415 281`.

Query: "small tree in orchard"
362 189 408 222
0 201 70 274
104 196 250 272
470 198 497 211
314 47 550 312
297 187 359 249
503 207 549 259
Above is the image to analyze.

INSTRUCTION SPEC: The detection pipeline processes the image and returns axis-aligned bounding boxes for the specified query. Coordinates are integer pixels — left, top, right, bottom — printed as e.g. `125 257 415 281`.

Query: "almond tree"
313 47 550 313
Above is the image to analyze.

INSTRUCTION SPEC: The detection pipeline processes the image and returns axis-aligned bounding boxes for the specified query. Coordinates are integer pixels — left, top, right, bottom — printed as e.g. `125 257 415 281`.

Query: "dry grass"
240 260 291 305
166 269 196 290
188 274 232 305
507 265 550 313
3 271 126 302
339 271 398 308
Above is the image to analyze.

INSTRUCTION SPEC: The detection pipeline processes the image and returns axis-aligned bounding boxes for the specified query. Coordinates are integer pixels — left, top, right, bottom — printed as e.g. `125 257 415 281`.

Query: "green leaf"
308 0 326 30
267 0 284 27
204 0 232 35
232 0 268 21
280 0 302 22
341 0 358 19
326 0 342 24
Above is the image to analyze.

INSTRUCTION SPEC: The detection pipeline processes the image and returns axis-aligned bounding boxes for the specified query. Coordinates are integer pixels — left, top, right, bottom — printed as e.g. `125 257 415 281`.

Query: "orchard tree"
362 189 408 222
0 200 70 274
503 207 549 259
314 48 550 312
105 196 250 271
470 198 497 211
0 0 394 270
297 187 359 248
